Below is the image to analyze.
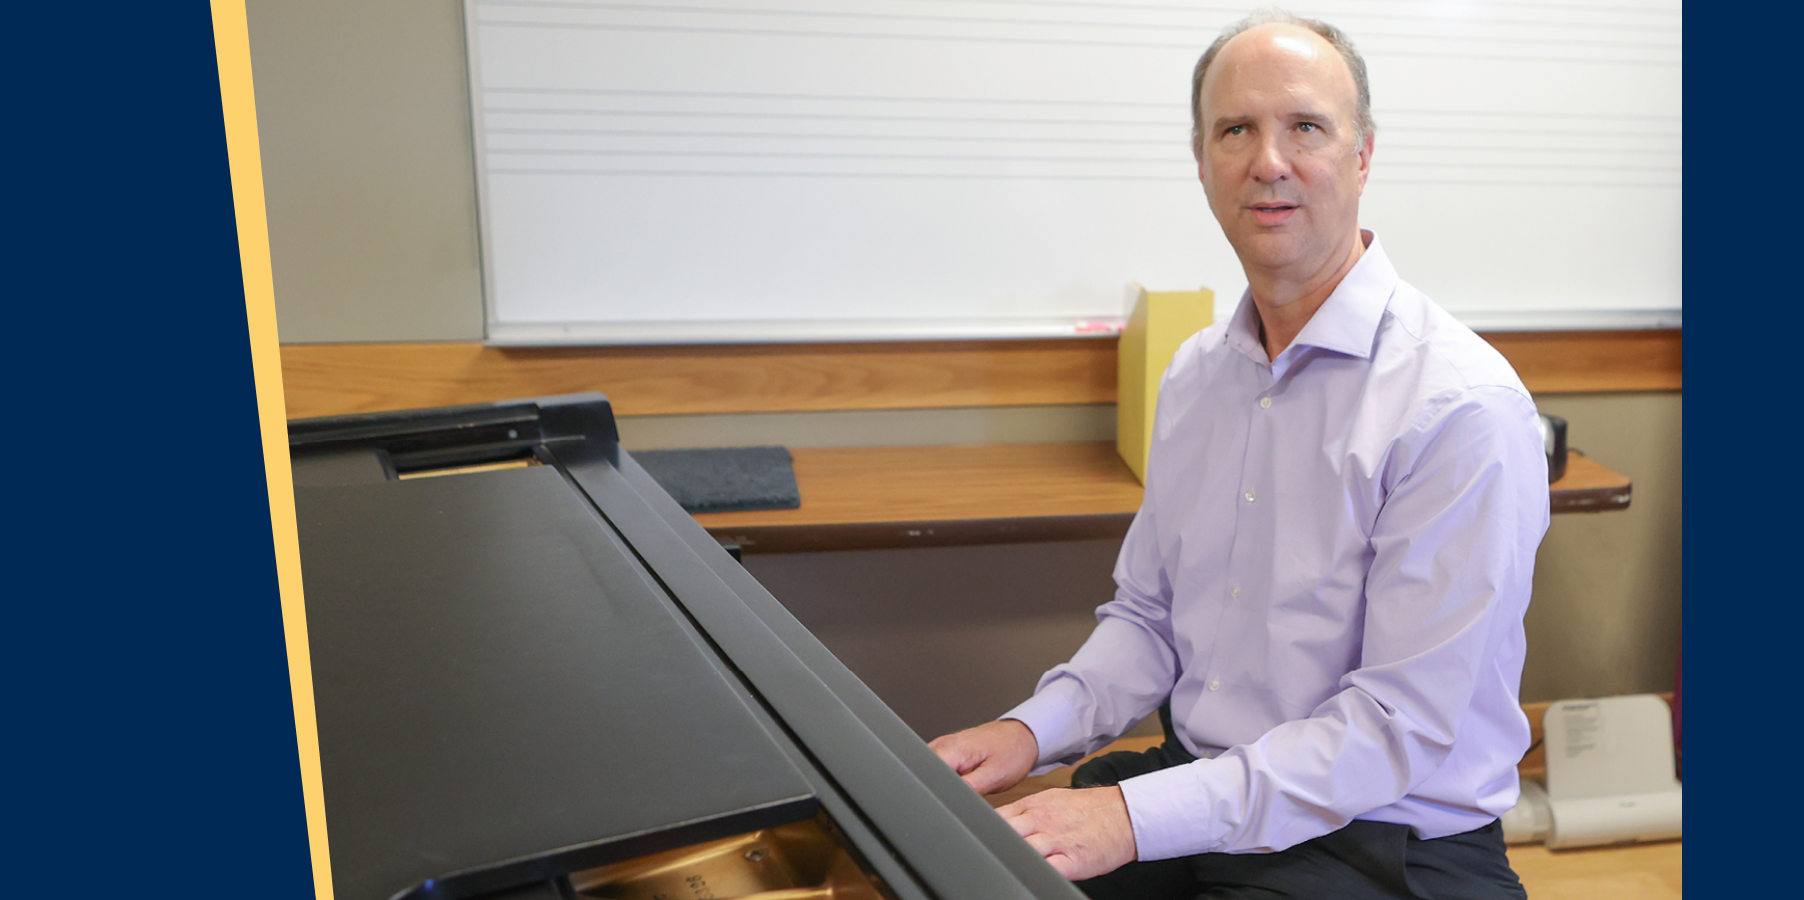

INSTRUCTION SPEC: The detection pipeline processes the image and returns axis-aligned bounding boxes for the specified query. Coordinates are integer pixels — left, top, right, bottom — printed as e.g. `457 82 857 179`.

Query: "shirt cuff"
1001 679 1092 774
1117 758 1230 861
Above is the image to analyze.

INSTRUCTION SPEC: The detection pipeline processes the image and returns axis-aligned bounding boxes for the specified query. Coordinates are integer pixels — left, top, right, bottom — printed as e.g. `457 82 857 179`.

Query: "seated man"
929 11 1547 900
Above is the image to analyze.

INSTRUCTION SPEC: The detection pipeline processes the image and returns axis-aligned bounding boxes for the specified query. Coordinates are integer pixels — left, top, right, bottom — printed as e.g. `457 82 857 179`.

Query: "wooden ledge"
280 330 1679 420
692 442 1629 553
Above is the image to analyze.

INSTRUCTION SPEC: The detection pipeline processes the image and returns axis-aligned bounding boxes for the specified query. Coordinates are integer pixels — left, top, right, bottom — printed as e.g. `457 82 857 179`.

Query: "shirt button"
1244 490 1256 503
1209 678 1222 691
1231 585 1241 598
1259 396 1271 409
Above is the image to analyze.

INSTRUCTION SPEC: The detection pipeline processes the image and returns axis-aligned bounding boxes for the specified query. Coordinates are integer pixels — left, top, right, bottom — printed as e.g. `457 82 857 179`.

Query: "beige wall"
1524 392 1682 702
248 0 485 343
252 0 1681 705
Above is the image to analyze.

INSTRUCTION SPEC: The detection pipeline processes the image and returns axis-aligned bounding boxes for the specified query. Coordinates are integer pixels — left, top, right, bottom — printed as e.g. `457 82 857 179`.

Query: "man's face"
1195 24 1372 282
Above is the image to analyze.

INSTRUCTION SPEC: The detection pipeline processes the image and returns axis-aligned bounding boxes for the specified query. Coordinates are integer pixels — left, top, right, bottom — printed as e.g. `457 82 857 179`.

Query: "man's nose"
1249 134 1289 183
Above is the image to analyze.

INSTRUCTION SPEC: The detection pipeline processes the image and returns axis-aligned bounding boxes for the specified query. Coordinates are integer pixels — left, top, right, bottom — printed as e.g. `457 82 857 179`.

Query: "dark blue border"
1684 6 1780 893
6 3 1719 896
11 5 312 895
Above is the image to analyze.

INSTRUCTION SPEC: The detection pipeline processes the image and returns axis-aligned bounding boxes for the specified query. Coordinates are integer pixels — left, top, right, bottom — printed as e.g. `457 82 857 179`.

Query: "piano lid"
297 465 816 900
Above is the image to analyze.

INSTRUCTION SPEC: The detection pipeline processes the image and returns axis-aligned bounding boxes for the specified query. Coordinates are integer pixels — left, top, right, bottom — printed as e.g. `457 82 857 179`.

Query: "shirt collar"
1222 230 1398 364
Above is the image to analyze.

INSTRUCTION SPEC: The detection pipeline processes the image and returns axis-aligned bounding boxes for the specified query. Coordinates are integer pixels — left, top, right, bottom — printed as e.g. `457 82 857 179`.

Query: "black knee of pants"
1063 729 1524 900
1185 819 1525 900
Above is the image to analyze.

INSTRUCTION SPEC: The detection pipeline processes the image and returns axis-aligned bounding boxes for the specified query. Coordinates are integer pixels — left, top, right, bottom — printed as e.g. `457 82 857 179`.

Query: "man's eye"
1298 122 1318 133
1226 125 1246 136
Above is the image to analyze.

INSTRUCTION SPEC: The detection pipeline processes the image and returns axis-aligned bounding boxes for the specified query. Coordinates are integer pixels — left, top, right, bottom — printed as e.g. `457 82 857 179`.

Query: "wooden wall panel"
280 340 1116 419
281 330 1680 419
1484 330 1681 393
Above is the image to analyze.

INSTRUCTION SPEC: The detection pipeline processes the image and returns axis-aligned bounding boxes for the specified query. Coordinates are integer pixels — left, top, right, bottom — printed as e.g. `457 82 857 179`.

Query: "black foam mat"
632 445 801 514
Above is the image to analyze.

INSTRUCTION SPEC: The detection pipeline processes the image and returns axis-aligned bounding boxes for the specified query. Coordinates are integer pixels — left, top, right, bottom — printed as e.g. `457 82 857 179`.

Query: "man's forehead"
1203 23 1353 106
1219 23 1334 68
1263 29 1328 62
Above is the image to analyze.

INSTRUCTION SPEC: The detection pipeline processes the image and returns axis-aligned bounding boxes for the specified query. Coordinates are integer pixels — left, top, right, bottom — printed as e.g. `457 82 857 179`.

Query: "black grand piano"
289 393 1084 900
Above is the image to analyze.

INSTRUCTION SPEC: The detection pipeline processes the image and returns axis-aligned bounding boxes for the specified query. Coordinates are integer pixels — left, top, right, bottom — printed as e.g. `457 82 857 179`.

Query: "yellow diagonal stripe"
208 2 332 897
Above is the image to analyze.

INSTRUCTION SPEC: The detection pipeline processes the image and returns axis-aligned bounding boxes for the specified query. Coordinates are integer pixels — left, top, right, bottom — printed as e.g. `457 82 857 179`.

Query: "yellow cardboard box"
1117 285 1213 484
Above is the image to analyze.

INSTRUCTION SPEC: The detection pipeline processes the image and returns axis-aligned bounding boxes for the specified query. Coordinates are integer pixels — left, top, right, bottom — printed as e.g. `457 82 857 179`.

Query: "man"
929 11 1546 899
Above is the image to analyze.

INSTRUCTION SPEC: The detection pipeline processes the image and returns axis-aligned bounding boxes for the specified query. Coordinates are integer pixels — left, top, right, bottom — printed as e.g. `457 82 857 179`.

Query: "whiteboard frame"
462 0 501 344
484 308 1679 347
486 315 1127 346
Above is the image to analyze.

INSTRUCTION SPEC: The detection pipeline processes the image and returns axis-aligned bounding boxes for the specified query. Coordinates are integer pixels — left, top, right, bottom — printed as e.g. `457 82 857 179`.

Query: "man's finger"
927 740 974 774
1043 852 1078 879
958 759 993 791
965 761 1019 795
1023 832 1059 858
999 808 1035 838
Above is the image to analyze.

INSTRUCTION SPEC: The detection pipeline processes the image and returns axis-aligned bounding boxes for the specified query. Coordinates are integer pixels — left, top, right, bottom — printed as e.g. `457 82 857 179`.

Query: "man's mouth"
1248 202 1298 226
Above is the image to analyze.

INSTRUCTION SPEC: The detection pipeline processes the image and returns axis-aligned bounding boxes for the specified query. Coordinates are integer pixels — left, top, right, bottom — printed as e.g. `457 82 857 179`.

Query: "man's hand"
927 719 1039 794
997 786 1138 881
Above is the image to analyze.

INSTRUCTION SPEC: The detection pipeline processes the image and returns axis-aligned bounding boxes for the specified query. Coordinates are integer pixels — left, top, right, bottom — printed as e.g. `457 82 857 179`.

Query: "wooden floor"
1509 841 1681 899
982 736 1681 898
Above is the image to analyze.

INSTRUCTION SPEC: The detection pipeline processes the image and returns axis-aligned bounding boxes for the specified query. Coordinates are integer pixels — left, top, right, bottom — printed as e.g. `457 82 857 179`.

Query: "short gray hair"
1189 9 1375 155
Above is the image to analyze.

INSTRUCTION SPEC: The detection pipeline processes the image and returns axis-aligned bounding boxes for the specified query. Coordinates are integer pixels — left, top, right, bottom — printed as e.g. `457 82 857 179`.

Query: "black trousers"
1070 712 1527 900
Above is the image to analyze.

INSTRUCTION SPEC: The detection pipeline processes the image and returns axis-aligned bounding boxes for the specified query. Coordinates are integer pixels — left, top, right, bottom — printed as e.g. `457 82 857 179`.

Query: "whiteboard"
463 0 1681 345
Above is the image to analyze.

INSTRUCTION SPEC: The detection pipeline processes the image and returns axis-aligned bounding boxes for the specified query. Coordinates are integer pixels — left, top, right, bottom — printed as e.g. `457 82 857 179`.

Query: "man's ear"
1354 131 1374 193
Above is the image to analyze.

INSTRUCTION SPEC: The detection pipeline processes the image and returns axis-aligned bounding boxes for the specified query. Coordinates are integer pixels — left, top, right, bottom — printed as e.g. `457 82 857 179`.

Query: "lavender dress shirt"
1005 233 1550 859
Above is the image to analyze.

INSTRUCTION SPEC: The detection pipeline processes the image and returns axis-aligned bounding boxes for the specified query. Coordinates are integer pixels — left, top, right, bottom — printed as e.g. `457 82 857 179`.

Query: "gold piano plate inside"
570 815 893 900
396 457 540 480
